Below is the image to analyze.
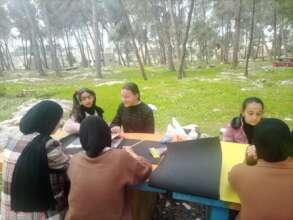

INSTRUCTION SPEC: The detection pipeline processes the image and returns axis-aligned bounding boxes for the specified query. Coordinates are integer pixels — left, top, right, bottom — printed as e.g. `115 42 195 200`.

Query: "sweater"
65 149 152 220
110 102 155 133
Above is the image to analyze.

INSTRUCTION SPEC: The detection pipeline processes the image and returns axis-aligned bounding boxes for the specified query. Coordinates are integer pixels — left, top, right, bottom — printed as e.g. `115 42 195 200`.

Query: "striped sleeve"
46 139 69 170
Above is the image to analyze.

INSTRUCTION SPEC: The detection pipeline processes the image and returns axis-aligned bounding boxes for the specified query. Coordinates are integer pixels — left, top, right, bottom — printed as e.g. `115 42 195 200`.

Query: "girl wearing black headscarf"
2 100 69 220
63 88 104 134
65 116 152 220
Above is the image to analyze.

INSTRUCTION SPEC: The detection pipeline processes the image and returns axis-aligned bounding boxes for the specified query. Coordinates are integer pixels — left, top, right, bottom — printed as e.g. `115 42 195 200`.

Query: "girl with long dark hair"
63 88 104 134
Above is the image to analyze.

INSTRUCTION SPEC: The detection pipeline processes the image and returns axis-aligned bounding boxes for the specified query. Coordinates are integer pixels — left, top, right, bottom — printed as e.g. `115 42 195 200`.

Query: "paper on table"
150 137 222 199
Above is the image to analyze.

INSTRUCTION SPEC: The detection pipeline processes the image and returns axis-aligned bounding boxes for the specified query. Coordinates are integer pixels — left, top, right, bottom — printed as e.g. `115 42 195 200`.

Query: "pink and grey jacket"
223 122 248 144
63 117 80 134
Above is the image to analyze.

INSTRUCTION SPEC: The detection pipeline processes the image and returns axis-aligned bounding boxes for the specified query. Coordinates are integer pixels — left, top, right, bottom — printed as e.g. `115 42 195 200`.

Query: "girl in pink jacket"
224 97 265 218
223 97 264 144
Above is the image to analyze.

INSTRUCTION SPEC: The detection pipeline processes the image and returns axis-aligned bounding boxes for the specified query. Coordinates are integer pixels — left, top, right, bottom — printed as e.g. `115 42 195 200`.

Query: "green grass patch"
1 63 292 135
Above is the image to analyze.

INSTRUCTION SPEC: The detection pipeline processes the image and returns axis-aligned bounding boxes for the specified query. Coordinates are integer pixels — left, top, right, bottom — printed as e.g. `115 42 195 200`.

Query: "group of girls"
1 81 292 220
63 82 154 135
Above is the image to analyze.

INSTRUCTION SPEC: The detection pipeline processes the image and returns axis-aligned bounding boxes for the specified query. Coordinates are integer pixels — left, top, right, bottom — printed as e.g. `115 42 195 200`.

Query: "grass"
0 62 293 136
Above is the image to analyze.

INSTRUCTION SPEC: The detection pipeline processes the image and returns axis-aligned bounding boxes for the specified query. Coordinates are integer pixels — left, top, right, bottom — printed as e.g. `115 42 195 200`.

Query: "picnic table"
120 133 245 220
272 57 293 67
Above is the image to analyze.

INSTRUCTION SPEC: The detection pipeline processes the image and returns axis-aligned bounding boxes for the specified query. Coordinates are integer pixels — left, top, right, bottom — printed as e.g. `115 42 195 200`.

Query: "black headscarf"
79 116 111 158
11 100 63 212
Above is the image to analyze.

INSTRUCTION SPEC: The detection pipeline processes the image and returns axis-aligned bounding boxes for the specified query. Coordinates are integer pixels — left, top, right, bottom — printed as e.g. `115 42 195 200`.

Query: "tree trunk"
151 0 168 66
86 24 95 46
224 21 231 64
232 0 242 68
282 20 288 57
38 36 49 69
85 39 94 65
28 37 33 69
169 0 181 66
43 3 61 74
201 0 209 64
220 15 225 62
99 28 105 66
116 43 126 66
166 36 175 71
244 0 256 77
48 34 61 74
177 0 195 79
145 42 152 66
124 44 131 66
277 16 283 58
57 39 65 68
261 40 265 61
0 43 7 72
22 3 45 76
272 7 277 60
101 24 126 66
158 37 166 65
82 28 94 65
62 37 70 67
0 45 3 73
21 37 28 69
73 30 88 67
242 34 246 59
64 30 75 67
140 42 146 65
92 0 103 78
163 8 175 71
143 28 152 66
4 40 15 71
189 41 193 63
30 30 44 75
119 0 147 80
253 36 261 61
23 0 44 76
155 25 166 65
